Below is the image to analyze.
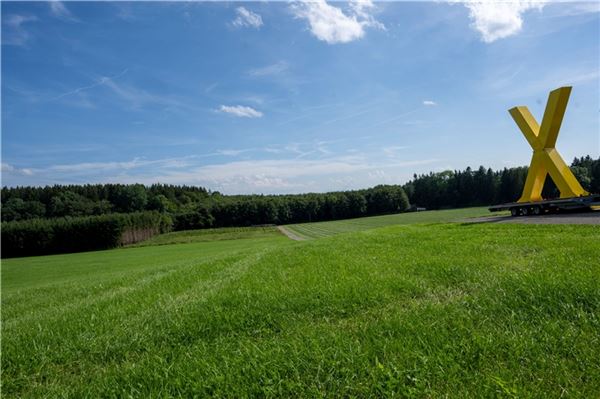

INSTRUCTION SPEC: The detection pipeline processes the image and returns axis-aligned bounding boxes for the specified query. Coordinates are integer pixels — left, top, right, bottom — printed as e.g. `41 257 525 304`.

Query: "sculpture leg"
543 148 589 198
518 152 547 203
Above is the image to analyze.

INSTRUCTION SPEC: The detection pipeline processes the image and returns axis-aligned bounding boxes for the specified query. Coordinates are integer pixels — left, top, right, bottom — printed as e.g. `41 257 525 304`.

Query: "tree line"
1 155 598 228
2 212 172 258
403 155 599 209
1 184 410 228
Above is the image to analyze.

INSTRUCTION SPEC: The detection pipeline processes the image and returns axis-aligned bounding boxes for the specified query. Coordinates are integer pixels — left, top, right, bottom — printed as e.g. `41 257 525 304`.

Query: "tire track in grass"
11 247 282 397
2 251 233 327
277 226 307 241
2 249 270 397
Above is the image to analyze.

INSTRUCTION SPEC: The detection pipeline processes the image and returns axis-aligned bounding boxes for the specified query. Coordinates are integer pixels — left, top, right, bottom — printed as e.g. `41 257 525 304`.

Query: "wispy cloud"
247 61 289 77
1 162 34 176
2 145 446 194
367 107 421 129
103 78 158 109
9 69 173 111
4 83 44 103
46 156 196 173
484 63 600 98
2 14 38 46
535 1 599 18
349 0 385 30
204 82 218 94
52 69 128 101
2 147 441 193
383 146 409 157
51 69 188 111
290 0 384 44
264 147 284 154
114 3 136 21
217 149 253 157
457 0 545 43
231 7 263 29
314 101 383 129
131 156 438 193
422 100 437 106
49 1 79 22
218 105 263 118
102 76 192 112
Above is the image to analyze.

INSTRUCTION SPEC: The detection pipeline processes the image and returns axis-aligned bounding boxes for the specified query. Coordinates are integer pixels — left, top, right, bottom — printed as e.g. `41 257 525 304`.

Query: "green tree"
571 166 592 192
49 191 94 217
112 185 148 212
148 194 176 213
367 185 409 214
1 198 46 221
173 203 214 230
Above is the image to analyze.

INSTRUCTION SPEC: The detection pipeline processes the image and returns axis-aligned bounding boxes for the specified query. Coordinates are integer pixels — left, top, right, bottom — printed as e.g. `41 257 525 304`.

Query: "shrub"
1 212 172 258
173 204 214 231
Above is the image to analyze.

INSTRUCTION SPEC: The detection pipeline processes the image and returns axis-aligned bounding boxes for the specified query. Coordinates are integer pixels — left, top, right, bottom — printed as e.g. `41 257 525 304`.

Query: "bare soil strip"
277 226 306 241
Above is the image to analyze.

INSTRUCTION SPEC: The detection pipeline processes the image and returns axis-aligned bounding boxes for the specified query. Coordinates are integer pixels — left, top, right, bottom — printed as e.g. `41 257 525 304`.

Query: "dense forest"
405 156 600 210
2 155 599 228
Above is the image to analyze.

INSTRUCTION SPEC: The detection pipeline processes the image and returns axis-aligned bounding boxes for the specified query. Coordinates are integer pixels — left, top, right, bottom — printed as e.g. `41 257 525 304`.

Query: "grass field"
284 206 502 239
130 226 282 247
2 213 599 397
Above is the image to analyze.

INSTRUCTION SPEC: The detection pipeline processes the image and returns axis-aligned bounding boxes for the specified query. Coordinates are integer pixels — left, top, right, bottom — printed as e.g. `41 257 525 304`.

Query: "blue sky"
2 1 599 194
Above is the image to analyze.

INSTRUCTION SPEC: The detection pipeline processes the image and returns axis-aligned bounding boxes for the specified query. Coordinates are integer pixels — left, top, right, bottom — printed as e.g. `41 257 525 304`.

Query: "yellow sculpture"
509 86 589 203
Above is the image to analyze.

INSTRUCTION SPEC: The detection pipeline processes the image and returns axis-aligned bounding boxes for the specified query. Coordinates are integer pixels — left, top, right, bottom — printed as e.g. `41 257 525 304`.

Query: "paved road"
467 212 600 225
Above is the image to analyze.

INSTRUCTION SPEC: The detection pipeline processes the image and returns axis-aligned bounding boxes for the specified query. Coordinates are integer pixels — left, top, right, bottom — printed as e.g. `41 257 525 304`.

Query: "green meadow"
2 208 599 398
284 206 499 239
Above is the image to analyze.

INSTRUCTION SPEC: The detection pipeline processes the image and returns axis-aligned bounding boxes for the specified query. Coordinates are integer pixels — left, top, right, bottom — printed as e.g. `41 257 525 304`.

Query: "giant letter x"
509 86 588 203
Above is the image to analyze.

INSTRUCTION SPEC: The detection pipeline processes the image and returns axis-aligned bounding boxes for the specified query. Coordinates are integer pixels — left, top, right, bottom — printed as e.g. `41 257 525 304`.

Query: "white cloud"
349 0 385 30
2 14 37 46
231 7 263 29
290 0 384 44
368 169 387 180
140 156 437 192
1 162 34 176
422 100 437 106
49 1 79 22
217 149 252 156
218 105 263 118
383 146 409 157
2 154 441 194
459 0 546 43
248 61 289 77
46 156 194 173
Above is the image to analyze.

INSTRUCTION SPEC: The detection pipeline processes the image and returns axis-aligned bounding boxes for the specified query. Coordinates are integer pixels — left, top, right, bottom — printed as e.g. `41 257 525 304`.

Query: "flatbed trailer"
489 194 600 217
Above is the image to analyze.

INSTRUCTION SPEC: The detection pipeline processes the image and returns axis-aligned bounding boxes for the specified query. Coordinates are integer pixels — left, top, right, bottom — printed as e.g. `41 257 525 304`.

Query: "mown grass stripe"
2 219 597 398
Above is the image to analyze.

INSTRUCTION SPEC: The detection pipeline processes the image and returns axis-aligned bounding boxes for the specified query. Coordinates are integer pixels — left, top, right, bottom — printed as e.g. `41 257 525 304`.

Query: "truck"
489 194 600 217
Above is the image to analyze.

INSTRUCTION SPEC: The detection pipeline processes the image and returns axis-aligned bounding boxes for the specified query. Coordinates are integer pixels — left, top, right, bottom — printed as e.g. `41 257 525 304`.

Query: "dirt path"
277 226 306 241
466 212 600 225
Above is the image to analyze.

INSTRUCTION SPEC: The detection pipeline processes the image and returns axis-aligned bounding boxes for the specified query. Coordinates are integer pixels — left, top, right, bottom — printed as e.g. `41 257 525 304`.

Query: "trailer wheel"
532 206 542 216
521 207 529 216
510 207 519 217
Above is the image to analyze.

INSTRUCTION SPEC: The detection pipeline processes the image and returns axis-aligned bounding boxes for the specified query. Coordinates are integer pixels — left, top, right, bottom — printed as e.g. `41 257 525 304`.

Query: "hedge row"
1 212 172 258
